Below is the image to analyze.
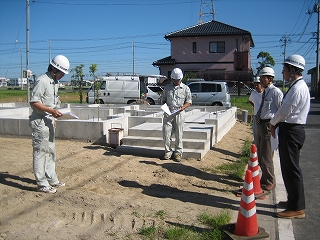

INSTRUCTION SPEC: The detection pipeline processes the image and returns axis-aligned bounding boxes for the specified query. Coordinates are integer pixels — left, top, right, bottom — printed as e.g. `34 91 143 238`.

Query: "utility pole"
307 1 320 98
132 41 135 76
48 39 51 63
198 0 216 24
26 0 30 102
20 47 23 90
317 1 320 98
280 35 291 91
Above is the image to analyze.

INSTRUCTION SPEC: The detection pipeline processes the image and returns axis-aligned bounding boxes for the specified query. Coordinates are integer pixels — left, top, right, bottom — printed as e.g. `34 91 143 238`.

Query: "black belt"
278 122 303 127
260 119 271 123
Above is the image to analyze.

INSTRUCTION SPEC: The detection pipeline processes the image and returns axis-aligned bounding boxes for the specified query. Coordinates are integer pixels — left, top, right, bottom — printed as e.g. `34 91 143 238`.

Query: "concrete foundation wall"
0 107 30 118
0 118 31 136
205 107 237 143
0 104 237 149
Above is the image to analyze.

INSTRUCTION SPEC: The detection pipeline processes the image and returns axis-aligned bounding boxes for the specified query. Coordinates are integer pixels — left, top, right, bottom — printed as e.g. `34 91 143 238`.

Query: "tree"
70 64 85 103
256 51 275 75
182 72 198 83
89 64 101 104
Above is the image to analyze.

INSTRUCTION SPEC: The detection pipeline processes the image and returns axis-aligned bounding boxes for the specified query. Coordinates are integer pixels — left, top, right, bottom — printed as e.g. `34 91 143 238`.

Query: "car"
145 85 163 105
186 80 231 107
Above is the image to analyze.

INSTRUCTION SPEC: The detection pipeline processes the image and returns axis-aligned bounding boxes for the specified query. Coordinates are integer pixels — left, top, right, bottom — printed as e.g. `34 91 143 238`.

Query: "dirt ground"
0 120 253 240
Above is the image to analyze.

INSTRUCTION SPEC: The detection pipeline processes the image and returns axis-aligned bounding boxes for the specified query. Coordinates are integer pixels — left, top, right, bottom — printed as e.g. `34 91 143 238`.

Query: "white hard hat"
259 67 275 77
253 77 260 83
50 55 70 74
283 54 305 70
171 68 183 80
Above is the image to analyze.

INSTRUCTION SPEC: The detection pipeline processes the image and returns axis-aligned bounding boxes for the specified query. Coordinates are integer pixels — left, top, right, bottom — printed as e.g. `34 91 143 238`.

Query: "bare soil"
0 120 252 240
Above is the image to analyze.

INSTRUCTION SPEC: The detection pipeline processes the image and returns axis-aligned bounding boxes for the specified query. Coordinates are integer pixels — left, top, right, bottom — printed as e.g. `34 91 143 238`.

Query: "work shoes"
174 154 181 162
38 186 57 194
163 153 172 160
263 184 276 191
51 181 65 187
276 209 305 219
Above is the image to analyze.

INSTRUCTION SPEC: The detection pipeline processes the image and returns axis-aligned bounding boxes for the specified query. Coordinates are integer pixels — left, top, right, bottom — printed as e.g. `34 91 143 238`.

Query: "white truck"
86 75 148 104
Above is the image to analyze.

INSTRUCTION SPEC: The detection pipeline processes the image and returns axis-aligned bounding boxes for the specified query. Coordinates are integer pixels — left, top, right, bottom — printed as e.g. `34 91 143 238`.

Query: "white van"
86 76 147 104
186 80 231 107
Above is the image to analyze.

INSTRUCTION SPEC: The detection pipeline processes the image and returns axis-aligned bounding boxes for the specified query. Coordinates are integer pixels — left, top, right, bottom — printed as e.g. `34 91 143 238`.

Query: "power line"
35 0 198 6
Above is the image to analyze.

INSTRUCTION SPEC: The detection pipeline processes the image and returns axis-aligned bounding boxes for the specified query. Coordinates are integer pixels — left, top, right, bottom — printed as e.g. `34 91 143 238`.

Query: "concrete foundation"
0 103 237 160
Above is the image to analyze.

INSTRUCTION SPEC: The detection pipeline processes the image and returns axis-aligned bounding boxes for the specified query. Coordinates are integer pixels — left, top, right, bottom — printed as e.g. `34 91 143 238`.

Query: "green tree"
182 72 198 83
256 51 275 75
70 64 85 103
89 64 101 103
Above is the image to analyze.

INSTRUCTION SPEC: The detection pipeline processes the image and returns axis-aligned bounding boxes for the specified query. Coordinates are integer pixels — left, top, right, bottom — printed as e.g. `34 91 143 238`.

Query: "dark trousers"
278 123 306 210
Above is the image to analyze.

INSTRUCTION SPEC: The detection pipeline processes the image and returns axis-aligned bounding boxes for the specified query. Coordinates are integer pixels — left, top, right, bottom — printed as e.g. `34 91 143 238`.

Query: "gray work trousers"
29 115 59 187
252 115 258 145
162 111 185 156
256 120 275 186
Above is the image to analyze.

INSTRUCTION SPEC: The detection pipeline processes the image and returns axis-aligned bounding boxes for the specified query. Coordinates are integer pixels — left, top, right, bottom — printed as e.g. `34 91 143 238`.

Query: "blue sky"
0 0 318 82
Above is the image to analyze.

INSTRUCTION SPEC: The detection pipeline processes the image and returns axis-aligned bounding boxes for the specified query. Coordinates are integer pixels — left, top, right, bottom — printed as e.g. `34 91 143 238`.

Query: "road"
292 99 320 239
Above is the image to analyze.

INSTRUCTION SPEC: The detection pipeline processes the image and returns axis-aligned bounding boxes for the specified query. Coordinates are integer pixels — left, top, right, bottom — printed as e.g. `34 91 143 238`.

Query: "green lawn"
0 88 83 103
231 95 253 116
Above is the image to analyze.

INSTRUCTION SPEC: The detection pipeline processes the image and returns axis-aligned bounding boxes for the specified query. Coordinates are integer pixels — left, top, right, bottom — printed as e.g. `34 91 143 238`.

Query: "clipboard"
161 103 180 116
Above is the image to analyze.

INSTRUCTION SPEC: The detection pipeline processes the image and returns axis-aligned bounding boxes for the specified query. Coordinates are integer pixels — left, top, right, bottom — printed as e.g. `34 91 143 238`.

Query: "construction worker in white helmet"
161 67 192 161
249 76 264 145
29 55 70 193
270 54 310 219
256 66 283 192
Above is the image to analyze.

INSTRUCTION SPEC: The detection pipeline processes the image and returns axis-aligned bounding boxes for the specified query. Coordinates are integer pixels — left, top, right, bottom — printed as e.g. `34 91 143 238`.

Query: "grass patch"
137 210 231 240
231 95 253 117
165 226 200 240
155 210 166 220
215 139 252 179
198 210 231 240
138 226 158 239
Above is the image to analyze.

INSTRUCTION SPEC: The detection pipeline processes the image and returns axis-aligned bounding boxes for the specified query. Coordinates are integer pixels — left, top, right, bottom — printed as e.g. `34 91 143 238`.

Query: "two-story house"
153 20 255 82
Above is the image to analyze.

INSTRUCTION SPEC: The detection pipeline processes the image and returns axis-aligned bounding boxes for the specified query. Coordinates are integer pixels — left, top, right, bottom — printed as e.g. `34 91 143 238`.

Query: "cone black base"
232 188 270 199
220 223 269 239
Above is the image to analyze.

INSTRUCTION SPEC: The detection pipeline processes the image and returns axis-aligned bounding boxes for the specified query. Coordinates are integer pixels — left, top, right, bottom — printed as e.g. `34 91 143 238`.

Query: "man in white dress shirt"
270 54 310 219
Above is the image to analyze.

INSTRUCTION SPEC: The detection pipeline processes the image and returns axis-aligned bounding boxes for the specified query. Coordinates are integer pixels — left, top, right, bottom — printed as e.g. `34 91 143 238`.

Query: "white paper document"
57 111 79 120
161 103 180 116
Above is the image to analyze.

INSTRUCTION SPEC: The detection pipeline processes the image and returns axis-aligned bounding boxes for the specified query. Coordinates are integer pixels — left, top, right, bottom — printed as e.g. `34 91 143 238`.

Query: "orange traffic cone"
234 169 259 236
234 144 267 199
247 144 264 198
220 169 269 239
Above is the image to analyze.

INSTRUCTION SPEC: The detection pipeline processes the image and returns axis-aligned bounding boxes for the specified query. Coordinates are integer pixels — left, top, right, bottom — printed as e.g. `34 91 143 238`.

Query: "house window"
192 42 197 53
209 41 225 53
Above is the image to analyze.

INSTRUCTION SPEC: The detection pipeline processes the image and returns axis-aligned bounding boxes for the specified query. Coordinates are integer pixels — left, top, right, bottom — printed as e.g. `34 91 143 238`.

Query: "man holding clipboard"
161 68 192 162
29 55 70 194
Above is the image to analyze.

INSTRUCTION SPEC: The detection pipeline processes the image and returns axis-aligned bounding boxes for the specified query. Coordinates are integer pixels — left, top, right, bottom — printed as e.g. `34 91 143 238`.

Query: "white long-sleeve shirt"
249 90 263 115
270 77 310 126
260 84 283 120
